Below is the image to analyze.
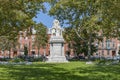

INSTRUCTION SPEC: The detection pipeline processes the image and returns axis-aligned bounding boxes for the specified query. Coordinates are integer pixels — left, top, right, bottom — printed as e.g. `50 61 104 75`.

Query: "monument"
47 19 68 62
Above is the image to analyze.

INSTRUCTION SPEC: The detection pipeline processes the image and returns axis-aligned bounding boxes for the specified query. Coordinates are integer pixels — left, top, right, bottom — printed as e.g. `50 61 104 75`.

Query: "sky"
32 3 69 28
32 3 54 28
33 11 69 28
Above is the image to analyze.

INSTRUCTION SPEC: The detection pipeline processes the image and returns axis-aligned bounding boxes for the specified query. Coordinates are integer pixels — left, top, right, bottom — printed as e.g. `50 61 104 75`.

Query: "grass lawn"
0 61 120 80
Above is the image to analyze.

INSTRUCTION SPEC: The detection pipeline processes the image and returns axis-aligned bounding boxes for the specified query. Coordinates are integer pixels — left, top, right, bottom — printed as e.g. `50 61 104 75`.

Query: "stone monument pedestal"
47 56 68 63
46 19 68 63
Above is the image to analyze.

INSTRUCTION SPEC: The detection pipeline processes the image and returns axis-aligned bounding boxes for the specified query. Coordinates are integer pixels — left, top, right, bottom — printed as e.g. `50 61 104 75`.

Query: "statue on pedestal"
47 19 68 62
53 19 60 29
51 19 62 36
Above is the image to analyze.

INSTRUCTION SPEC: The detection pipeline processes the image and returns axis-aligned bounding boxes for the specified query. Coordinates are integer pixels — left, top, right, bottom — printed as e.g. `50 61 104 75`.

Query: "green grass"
0 61 120 80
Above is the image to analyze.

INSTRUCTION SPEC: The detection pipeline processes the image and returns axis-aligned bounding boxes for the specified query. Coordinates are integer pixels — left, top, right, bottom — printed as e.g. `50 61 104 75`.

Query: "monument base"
46 55 68 63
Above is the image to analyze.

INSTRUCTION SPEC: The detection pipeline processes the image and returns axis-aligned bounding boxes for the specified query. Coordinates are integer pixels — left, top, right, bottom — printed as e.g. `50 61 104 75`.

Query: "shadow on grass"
72 63 120 80
0 62 120 80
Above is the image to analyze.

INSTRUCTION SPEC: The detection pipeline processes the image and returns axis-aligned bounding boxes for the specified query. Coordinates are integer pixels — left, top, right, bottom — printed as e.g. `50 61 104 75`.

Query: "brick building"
0 27 120 58
94 38 120 57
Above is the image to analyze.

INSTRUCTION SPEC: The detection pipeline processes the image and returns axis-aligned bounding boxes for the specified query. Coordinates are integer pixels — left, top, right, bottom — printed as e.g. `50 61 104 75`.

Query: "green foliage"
35 23 48 47
63 27 97 56
0 0 49 53
48 0 120 57
74 41 97 56
49 0 101 32
0 36 18 54
63 27 75 42
9 58 24 63
49 0 120 31
49 0 120 39
0 0 47 38
33 58 43 62
0 58 9 61
34 23 48 56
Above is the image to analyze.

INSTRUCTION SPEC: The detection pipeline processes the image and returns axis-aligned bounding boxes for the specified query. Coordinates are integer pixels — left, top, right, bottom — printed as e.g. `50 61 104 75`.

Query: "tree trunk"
88 33 92 60
38 48 40 58
9 49 11 59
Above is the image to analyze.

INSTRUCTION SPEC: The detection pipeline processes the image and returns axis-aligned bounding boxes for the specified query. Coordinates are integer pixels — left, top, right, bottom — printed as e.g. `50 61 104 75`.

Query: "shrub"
33 57 43 62
24 46 28 56
0 57 10 61
9 58 24 63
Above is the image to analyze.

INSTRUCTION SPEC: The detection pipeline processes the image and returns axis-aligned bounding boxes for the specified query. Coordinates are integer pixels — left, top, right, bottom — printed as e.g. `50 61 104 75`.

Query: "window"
112 41 115 47
106 40 111 49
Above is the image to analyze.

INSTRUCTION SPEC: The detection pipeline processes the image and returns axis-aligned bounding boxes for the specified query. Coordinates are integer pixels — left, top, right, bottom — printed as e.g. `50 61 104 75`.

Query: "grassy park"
0 1 120 80
0 61 120 80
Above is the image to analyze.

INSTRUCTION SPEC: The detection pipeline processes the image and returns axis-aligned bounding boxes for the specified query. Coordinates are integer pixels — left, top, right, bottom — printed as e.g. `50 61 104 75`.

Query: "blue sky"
32 3 69 28
33 3 54 28
33 12 69 28
33 12 54 28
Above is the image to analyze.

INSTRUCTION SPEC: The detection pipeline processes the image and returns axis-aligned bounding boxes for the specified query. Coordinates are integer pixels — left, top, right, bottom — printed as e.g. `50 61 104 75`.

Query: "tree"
0 35 19 58
24 45 28 57
0 36 9 58
0 0 47 38
63 27 97 56
63 27 76 56
34 23 48 57
0 0 48 58
48 0 120 57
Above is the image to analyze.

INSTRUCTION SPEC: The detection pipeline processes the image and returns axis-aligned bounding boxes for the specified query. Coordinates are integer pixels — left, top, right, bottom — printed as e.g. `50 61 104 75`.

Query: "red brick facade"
0 30 120 58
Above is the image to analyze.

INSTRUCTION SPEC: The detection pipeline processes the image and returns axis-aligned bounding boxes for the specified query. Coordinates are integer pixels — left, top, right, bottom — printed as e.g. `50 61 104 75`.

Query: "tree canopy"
49 0 120 38
48 0 120 56
0 0 46 37
34 23 48 56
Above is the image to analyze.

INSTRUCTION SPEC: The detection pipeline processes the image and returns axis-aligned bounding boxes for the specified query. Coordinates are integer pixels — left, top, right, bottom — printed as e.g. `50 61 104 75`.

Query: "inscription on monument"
53 44 62 56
